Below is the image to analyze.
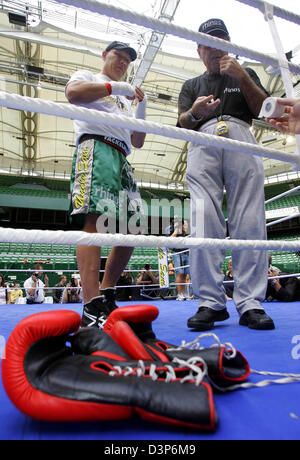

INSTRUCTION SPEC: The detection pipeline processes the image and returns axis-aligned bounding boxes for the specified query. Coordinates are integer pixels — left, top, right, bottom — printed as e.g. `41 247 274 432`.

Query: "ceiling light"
158 93 172 101
8 13 27 27
26 65 44 75
262 134 277 144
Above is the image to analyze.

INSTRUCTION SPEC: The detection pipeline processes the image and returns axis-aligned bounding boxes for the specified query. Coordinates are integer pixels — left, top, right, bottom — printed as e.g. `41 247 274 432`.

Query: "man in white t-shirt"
65 41 147 329
24 264 49 304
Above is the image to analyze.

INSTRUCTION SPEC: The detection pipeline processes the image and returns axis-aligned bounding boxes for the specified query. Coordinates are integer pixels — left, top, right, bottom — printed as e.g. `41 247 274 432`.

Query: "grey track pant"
186 116 268 316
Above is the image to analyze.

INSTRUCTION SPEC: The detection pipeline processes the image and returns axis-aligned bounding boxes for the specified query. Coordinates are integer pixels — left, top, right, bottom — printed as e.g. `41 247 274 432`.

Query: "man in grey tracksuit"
177 18 274 330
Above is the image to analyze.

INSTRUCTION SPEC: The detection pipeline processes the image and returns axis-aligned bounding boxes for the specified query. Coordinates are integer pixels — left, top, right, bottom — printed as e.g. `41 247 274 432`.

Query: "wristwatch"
188 111 202 123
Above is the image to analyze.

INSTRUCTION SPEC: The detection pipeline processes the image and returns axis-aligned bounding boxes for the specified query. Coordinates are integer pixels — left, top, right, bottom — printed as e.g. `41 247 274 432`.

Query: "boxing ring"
0 0 300 441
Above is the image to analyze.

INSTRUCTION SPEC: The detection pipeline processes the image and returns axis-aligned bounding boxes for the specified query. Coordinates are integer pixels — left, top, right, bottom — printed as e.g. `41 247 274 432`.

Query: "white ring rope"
57 0 300 74
266 212 300 228
2 227 300 251
235 0 300 26
265 185 300 205
0 92 299 165
3 268 300 283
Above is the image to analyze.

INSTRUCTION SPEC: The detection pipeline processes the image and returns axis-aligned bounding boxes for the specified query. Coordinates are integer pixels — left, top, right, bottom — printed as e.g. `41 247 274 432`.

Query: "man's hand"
219 55 245 80
109 81 135 98
219 56 267 117
132 86 147 147
134 86 146 103
191 95 220 119
135 87 147 119
267 98 300 135
268 269 280 288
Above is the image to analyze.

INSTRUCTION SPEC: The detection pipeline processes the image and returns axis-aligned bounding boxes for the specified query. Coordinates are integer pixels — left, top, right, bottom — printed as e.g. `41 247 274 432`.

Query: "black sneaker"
187 306 230 331
81 289 117 329
239 309 275 330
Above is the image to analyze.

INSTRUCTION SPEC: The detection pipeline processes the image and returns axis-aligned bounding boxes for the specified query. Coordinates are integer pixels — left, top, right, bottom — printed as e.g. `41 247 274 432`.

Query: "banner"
157 248 169 289
266 206 299 220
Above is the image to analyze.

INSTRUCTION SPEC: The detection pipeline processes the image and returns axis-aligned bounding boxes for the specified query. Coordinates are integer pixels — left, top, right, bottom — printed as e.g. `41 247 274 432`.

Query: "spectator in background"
186 274 194 300
136 264 159 298
169 219 190 301
24 264 49 304
53 275 67 304
62 276 82 304
168 257 175 276
34 258 43 265
10 282 23 304
224 259 234 300
115 270 134 301
266 266 300 302
0 273 10 304
268 253 280 275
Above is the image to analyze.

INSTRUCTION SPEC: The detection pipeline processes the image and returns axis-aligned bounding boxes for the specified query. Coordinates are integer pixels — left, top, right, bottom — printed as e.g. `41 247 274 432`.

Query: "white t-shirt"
0 286 10 304
24 277 45 303
66 71 134 153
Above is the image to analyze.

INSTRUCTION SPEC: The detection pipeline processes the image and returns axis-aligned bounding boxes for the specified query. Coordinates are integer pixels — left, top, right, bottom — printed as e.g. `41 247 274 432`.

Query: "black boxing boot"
81 288 118 329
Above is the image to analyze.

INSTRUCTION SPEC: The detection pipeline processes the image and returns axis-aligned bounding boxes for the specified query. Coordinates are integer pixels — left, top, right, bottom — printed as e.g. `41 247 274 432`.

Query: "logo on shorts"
120 161 141 212
74 146 89 209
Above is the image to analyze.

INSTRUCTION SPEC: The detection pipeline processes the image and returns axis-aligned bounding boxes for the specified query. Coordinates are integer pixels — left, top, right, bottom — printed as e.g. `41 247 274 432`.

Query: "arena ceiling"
0 0 299 191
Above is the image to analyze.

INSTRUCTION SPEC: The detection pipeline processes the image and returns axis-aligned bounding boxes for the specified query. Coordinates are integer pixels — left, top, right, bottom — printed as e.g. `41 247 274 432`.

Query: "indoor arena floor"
0 299 299 441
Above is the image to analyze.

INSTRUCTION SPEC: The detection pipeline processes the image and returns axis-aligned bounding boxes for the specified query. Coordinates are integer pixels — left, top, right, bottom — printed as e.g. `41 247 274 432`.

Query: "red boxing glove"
103 304 170 362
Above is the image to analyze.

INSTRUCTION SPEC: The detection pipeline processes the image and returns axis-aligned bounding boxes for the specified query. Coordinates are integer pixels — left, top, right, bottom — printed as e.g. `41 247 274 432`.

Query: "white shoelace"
108 357 208 386
168 332 237 360
168 332 300 391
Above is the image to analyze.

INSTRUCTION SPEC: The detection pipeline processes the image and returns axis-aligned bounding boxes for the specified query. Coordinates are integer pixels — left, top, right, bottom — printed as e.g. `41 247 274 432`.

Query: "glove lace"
108 357 207 386
168 332 237 359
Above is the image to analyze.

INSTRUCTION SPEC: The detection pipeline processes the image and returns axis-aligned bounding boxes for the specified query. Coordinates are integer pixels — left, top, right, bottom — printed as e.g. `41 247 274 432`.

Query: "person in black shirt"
115 271 134 301
53 275 67 304
136 264 159 298
178 18 274 331
266 267 300 302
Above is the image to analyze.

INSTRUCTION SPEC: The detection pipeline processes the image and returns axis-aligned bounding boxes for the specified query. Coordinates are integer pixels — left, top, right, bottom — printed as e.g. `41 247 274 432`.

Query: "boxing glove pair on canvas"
2 305 250 431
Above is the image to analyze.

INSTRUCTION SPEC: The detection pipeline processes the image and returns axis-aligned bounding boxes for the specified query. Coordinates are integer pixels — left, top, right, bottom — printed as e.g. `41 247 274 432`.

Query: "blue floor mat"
0 299 299 440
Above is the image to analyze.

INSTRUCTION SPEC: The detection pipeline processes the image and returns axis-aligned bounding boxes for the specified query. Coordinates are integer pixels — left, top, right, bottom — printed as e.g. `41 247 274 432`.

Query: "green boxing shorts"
70 137 143 232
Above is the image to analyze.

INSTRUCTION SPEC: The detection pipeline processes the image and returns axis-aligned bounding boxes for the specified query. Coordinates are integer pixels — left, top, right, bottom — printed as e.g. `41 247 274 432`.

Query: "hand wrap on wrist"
105 81 135 98
135 94 147 120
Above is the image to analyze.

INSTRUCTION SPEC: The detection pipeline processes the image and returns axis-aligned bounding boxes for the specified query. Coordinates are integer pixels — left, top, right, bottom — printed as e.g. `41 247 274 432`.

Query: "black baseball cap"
105 41 137 62
198 18 230 39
